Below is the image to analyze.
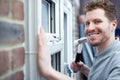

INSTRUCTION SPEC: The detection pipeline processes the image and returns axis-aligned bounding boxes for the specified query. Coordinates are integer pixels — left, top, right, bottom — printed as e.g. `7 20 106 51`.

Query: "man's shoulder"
111 51 120 67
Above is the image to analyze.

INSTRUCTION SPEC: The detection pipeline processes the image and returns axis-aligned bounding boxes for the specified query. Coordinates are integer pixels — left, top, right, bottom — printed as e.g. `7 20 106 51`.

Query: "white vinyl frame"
59 0 73 76
24 0 73 80
63 0 73 64
24 0 41 80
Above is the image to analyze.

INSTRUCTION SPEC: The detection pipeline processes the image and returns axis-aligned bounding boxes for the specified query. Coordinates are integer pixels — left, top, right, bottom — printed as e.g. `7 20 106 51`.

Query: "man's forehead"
85 9 106 21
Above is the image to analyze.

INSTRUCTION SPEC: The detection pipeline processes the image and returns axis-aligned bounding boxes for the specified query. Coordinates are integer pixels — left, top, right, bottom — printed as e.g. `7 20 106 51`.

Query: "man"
37 0 120 80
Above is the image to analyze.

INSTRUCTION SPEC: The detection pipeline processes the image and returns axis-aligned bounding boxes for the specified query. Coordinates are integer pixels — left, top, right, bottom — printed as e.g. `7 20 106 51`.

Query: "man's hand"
37 27 73 80
37 27 53 77
70 61 90 77
70 61 84 73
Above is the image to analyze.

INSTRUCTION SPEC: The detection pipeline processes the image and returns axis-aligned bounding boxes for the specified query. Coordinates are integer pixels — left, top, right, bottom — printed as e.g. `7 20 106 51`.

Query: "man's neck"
97 38 115 53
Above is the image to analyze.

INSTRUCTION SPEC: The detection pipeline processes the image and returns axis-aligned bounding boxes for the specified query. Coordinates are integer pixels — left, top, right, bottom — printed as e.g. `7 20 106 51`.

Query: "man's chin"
90 42 100 46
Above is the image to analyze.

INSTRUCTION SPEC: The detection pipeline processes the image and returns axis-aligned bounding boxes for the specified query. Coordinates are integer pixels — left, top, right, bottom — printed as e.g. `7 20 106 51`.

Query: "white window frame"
63 0 73 64
24 0 64 80
24 0 72 80
59 0 73 76
24 0 41 80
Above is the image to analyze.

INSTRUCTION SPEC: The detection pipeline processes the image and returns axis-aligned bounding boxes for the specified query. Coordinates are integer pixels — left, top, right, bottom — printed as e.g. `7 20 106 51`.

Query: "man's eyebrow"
84 20 88 23
93 18 102 21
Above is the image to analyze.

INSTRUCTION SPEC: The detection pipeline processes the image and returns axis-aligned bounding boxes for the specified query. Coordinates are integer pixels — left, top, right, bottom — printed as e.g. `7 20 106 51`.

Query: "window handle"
45 33 62 44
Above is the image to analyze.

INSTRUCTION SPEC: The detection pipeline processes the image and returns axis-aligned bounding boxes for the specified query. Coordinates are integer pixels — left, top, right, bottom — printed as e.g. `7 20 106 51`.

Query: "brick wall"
72 0 88 80
72 0 85 80
0 0 25 80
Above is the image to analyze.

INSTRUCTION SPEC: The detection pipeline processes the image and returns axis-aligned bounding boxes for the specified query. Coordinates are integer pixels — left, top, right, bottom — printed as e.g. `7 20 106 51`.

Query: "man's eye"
94 21 102 24
85 22 89 26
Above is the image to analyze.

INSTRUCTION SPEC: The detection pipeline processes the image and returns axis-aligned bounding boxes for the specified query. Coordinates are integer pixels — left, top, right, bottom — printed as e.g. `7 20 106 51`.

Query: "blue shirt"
88 40 120 80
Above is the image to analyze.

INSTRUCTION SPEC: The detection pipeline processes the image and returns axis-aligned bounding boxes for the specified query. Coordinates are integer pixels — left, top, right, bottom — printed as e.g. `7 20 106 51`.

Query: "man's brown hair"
85 0 117 21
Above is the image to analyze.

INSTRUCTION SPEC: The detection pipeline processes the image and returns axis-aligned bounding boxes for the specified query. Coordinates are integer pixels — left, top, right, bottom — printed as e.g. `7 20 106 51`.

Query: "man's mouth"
88 33 99 37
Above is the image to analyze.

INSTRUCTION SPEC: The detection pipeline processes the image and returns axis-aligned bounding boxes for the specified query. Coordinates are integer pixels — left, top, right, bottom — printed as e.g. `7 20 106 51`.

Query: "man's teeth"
88 33 98 36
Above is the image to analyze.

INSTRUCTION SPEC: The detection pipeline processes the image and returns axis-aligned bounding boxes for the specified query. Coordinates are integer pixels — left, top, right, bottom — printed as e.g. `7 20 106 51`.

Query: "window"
64 13 68 63
42 0 50 32
51 52 61 71
42 0 55 33
24 0 73 80
63 1 73 76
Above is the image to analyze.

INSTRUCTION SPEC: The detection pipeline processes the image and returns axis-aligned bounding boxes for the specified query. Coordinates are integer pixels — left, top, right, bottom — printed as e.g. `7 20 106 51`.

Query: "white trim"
24 0 40 80
55 0 60 35
63 0 73 64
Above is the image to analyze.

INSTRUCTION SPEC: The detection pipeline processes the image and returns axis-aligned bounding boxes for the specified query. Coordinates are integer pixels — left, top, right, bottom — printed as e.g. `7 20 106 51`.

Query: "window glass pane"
42 0 50 32
42 0 56 33
51 52 61 72
50 2 55 33
64 13 68 63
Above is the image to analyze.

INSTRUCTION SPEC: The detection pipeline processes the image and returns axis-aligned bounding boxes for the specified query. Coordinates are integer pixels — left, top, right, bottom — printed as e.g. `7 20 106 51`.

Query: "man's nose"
87 23 95 30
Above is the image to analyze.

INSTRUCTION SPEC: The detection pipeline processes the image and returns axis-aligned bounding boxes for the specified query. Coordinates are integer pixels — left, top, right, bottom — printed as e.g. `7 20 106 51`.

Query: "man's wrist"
80 63 90 77
45 68 54 79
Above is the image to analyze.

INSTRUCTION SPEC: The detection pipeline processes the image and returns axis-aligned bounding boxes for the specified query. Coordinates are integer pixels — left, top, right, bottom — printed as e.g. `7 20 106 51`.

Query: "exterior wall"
71 0 82 80
72 0 88 80
0 0 25 80
72 0 80 40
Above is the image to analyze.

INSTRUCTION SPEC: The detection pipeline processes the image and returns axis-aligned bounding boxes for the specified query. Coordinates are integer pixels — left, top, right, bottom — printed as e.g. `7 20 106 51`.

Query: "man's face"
85 8 116 46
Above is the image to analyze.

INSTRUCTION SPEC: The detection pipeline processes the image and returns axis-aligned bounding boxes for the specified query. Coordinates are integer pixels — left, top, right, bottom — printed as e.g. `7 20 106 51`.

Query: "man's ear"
111 20 118 32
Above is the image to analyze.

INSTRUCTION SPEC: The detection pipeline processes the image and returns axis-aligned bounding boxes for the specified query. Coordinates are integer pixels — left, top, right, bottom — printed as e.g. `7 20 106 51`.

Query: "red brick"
0 51 9 76
4 71 24 80
0 22 24 47
12 1 24 20
12 47 25 69
0 0 10 15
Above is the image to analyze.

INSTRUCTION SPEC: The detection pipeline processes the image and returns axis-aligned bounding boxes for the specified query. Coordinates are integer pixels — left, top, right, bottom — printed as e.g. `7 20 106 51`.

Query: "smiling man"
37 0 120 80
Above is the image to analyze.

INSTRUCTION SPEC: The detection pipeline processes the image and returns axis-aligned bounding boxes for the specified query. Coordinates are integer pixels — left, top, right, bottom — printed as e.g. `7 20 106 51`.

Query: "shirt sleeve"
107 67 120 80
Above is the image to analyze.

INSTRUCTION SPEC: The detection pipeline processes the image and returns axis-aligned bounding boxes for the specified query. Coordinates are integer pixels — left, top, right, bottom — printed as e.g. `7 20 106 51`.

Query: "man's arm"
37 27 72 80
45 69 73 80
